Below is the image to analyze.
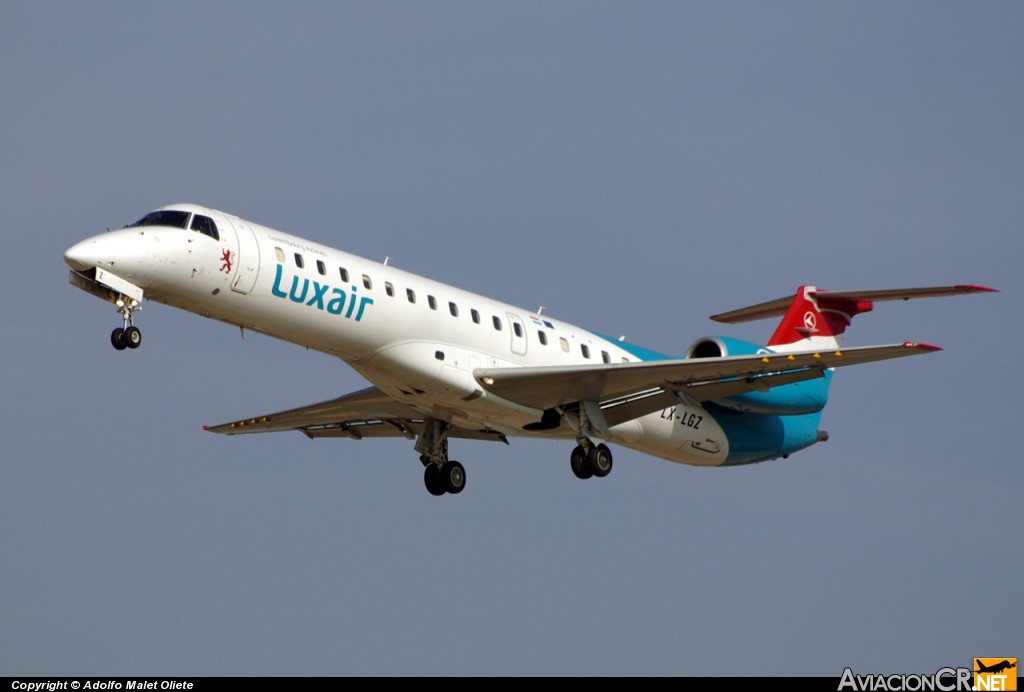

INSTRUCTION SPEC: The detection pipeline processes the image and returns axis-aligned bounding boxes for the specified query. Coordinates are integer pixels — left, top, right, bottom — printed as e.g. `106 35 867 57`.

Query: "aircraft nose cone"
64 238 100 271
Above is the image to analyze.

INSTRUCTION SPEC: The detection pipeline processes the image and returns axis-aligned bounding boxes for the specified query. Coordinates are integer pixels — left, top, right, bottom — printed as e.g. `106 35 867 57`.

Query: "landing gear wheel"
570 445 593 479
442 461 466 494
588 443 613 478
424 464 446 496
111 327 127 351
123 326 142 349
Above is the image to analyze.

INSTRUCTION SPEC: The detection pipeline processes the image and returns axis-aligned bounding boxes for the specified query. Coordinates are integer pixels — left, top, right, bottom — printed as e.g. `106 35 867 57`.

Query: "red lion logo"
220 249 233 273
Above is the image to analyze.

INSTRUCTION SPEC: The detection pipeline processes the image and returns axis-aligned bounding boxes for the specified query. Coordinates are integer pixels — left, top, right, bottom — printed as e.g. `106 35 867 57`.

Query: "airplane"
976 660 1017 675
63 203 996 496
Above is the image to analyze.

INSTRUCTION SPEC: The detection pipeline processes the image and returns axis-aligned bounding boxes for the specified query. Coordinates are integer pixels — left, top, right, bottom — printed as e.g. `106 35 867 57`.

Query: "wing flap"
203 386 420 435
300 421 507 443
204 386 507 444
599 367 836 427
474 342 940 411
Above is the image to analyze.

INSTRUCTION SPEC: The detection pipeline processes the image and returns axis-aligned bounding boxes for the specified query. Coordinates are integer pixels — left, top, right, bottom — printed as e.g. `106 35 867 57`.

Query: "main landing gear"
110 296 142 351
569 442 614 480
422 457 466 496
567 403 613 481
416 418 466 496
411 417 615 495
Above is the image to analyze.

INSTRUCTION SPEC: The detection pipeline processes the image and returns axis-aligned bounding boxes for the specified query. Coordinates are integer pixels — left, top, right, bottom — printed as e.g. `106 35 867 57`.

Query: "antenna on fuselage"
384 256 393 266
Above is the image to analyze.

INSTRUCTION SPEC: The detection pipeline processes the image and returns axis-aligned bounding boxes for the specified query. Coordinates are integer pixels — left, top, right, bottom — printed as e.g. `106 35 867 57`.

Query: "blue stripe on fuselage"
709 404 824 465
592 330 831 464
713 370 833 465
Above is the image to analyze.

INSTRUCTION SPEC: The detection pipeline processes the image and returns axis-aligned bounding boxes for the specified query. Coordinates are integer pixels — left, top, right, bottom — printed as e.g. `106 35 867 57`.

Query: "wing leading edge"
473 342 941 413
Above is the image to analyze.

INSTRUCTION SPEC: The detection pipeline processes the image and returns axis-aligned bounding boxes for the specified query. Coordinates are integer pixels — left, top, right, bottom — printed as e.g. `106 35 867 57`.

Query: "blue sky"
1 1 1020 676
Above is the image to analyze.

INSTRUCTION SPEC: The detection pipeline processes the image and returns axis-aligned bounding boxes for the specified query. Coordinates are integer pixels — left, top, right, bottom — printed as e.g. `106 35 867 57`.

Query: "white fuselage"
65 204 732 466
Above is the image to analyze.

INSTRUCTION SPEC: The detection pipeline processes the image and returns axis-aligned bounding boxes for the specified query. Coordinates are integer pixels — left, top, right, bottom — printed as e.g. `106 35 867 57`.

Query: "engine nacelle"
685 336 829 415
686 336 765 359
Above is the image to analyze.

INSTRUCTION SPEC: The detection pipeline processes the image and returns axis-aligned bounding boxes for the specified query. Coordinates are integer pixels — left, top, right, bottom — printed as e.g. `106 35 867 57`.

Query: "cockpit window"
190 214 219 240
127 210 190 229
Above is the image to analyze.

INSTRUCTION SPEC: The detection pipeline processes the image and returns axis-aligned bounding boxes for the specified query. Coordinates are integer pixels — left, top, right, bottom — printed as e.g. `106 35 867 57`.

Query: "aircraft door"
507 313 527 356
222 218 260 294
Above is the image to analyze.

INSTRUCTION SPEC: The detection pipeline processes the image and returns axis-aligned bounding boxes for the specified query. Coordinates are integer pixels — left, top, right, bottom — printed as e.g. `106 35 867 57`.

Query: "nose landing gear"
110 296 142 350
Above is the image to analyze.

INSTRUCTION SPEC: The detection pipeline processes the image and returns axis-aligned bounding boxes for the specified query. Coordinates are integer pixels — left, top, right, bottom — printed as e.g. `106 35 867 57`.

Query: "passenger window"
406 288 416 304
492 316 503 331
362 274 372 289
190 214 219 240
601 351 610 364
339 267 349 282
513 322 523 337
560 337 569 352
385 282 394 297
294 253 304 269
538 331 548 345
449 302 458 317
471 309 480 324
581 344 591 359
274 247 285 263
428 295 437 310
316 260 326 276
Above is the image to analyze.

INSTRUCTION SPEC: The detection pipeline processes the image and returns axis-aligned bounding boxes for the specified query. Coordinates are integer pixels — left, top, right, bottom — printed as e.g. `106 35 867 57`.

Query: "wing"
203 385 508 443
474 342 940 425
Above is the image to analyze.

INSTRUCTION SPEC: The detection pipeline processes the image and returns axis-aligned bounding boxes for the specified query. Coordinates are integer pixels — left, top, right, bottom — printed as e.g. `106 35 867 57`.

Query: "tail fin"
711 285 997 353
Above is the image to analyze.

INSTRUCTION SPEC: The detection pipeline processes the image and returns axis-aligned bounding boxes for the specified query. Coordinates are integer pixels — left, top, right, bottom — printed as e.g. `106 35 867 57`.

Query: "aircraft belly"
607 419 644 444
364 342 471 398
626 404 729 467
354 345 561 435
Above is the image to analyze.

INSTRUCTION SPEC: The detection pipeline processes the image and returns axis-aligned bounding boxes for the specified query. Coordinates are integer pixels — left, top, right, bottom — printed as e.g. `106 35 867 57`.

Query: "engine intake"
686 336 765 359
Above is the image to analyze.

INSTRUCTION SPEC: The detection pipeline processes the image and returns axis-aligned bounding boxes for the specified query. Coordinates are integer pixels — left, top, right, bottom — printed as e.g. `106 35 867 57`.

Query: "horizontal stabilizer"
711 285 997 324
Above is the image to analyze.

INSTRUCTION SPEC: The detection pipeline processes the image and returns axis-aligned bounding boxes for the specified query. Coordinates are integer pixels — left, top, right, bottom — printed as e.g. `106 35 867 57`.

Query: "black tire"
442 461 466 494
570 445 593 479
111 327 127 350
123 326 142 349
588 444 613 478
424 464 446 496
